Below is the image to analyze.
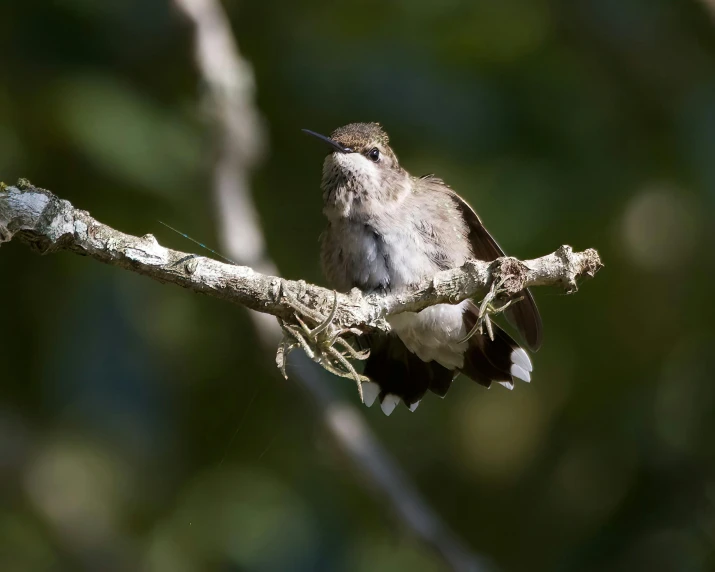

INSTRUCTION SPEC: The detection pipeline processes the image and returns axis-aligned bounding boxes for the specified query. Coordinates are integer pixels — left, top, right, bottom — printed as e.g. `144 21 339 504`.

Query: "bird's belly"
388 301 469 370
336 223 468 369
340 224 438 292
340 228 391 291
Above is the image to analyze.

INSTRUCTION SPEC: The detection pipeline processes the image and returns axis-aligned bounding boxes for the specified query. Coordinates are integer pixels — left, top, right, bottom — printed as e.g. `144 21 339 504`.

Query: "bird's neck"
322 171 412 223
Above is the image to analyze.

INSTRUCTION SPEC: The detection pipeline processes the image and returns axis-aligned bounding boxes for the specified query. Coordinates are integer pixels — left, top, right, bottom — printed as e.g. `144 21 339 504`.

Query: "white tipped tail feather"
361 383 404 416
361 381 380 407
380 394 401 416
510 364 531 383
509 348 533 383
361 345 534 414
511 348 533 375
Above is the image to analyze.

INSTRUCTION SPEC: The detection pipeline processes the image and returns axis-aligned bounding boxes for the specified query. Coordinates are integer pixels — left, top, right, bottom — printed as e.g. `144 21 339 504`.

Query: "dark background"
1 0 714 570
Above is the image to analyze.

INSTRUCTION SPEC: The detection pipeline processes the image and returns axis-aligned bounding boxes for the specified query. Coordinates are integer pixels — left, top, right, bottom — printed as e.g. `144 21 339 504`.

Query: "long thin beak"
302 129 351 153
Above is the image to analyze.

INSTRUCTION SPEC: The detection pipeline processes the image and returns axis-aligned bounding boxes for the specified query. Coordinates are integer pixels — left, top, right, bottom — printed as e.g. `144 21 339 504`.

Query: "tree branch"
0 182 602 337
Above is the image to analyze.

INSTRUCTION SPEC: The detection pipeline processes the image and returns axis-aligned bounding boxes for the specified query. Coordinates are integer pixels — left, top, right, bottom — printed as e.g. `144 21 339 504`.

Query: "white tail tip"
510 364 531 383
511 348 533 373
381 394 401 416
362 381 380 407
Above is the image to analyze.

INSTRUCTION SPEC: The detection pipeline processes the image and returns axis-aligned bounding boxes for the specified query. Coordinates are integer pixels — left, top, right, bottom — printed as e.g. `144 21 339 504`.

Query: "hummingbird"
304 123 543 415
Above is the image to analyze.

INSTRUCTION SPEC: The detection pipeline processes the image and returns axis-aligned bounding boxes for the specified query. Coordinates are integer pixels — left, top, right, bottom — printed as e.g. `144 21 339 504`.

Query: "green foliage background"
1 0 714 570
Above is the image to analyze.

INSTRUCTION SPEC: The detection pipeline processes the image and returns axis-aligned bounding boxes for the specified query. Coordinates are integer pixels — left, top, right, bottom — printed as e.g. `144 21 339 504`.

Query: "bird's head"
303 123 409 220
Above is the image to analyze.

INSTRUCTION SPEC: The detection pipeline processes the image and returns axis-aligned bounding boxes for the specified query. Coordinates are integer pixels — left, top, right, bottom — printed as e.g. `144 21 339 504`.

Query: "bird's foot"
276 290 370 400
459 276 524 343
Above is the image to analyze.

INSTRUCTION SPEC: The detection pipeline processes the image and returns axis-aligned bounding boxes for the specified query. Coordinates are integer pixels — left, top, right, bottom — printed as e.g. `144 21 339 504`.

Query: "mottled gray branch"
0 182 602 337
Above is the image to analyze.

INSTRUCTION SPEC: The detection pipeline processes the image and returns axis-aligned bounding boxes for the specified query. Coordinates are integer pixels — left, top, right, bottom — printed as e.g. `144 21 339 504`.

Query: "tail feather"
461 302 532 388
357 302 534 415
362 334 455 414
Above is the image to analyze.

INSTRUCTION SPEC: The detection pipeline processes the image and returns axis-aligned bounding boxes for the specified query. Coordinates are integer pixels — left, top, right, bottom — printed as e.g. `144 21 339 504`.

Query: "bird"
303 122 542 415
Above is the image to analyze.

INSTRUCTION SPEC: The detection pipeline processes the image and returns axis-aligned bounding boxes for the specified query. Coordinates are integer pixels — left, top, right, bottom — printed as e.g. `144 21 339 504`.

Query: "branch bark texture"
0 182 602 336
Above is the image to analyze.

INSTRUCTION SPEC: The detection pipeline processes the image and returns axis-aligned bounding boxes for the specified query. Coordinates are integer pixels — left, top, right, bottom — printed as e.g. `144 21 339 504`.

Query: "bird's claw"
276 290 370 398
459 276 523 343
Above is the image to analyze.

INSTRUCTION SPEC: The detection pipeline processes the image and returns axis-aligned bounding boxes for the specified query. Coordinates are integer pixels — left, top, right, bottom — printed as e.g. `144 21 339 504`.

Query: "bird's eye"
368 148 380 162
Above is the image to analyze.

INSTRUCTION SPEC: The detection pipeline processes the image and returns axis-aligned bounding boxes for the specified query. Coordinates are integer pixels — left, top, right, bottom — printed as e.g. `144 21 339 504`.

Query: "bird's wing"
422 176 543 351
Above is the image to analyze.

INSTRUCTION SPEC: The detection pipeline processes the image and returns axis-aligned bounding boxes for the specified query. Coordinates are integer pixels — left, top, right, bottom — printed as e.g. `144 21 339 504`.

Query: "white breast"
337 221 439 292
338 224 391 290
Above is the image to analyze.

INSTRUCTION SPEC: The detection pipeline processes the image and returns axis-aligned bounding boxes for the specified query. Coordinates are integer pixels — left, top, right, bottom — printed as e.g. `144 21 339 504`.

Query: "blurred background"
1 0 715 570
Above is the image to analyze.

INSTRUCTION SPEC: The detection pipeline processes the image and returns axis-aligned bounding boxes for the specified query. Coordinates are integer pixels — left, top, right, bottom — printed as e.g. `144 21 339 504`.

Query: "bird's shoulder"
411 173 471 217
406 174 472 247
416 173 451 189
412 173 458 205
